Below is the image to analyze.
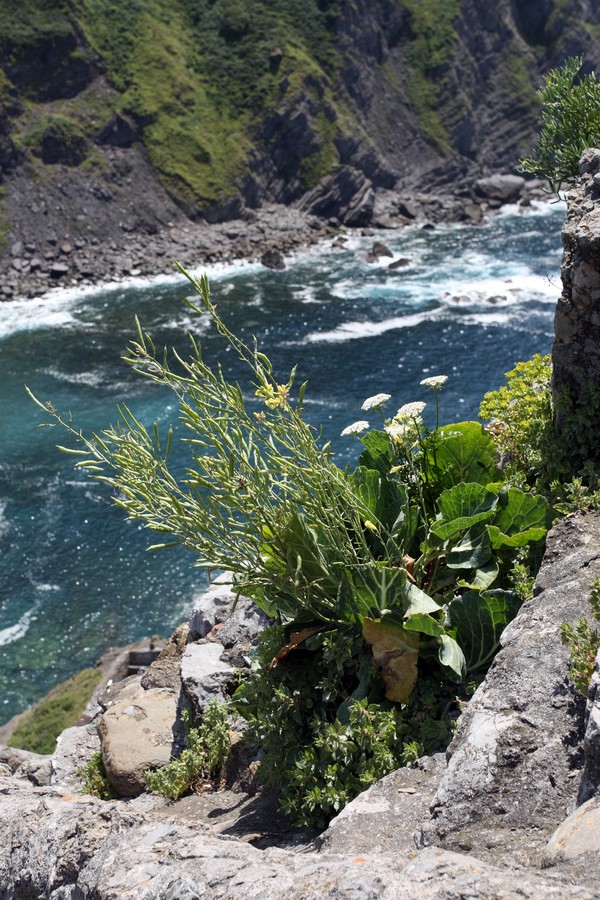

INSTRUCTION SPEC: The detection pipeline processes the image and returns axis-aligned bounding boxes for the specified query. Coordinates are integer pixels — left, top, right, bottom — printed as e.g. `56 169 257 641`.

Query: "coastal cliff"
0 0 599 282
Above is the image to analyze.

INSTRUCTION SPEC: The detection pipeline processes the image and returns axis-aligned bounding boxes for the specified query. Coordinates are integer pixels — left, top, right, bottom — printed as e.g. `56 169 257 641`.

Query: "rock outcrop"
553 148 600 417
1 513 600 896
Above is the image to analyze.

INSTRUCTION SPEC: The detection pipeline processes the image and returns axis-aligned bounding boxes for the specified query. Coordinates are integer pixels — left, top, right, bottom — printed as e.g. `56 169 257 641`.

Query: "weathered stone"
141 623 188 693
180 642 236 717
579 648 600 802
49 261 69 278
543 796 600 866
473 174 524 203
299 166 374 226
419 512 600 865
260 248 286 270
367 240 393 261
51 722 101 791
188 576 270 648
388 257 411 270
318 754 445 858
553 149 600 417
97 687 178 797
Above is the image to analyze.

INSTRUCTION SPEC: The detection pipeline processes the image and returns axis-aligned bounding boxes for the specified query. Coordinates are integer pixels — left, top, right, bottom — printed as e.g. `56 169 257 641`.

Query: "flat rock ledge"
2 514 600 897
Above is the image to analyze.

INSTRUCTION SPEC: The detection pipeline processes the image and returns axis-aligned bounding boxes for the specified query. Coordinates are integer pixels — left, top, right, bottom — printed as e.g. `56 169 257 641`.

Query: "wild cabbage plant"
30 268 551 708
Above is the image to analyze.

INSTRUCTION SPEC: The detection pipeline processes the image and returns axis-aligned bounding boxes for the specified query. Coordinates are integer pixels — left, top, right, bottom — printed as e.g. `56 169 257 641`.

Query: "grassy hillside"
0 0 599 220
0 0 346 211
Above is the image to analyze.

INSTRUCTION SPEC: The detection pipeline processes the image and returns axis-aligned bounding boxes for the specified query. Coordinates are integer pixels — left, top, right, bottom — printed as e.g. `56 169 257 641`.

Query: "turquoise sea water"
0 201 565 722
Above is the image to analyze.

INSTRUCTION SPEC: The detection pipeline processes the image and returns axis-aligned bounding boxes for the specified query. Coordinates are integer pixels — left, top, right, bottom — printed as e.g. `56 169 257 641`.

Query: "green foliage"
144 704 230 800
0 0 72 57
8 668 101 755
77 751 117 801
479 354 553 488
235 626 458 829
396 0 463 151
560 577 600 695
519 56 600 194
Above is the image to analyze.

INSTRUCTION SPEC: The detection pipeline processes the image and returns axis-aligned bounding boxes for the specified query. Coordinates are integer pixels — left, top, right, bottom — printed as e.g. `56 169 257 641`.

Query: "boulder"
543 796 600 867
473 174 525 203
188 575 270 647
260 248 286 270
366 240 393 262
96 687 178 797
180 642 236 717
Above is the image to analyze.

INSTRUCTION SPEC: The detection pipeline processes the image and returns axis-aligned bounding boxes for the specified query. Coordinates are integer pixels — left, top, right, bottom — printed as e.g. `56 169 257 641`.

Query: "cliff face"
0 0 599 239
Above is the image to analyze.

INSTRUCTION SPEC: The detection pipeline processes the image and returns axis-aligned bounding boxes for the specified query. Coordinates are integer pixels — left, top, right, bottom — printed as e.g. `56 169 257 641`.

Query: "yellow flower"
256 383 289 409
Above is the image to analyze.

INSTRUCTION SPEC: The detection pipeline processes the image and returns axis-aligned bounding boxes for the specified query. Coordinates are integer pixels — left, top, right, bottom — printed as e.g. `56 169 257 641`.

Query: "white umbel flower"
341 420 370 437
396 401 426 419
361 393 391 411
420 375 448 389
385 423 410 438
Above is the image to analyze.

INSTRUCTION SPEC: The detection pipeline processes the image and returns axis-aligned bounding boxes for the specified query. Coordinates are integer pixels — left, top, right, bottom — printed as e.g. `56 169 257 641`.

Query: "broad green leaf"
359 429 395 476
390 495 419 549
362 617 420 703
489 488 551 548
401 581 443 617
349 466 382 517
403 613 445 638
349 564 408 619
458 557 499 590
448 589 521 671
426 422 501 491
488 525 548 549
432 482 499 540
438 634 466 680
446 524 493 570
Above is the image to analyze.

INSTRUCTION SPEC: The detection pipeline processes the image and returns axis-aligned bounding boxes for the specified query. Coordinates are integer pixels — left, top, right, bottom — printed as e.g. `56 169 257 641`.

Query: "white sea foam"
0 606 37 647
0 499 9 538
0 294 82 340
304 309 443 343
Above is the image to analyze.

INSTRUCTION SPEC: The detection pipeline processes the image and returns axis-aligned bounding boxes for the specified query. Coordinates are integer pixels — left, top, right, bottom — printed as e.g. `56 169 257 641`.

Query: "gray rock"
473 174 525 203
543 796 600 866
579 648 600 802
97 687 178 797
180 642 236 717
141 623 188 693
318 754 445 858
366 241 393 262
553 149 600 424
401 846 595 898
260 248 286 270
50 261 69 278
419 512 600 865
299 166 374 226
51 723 101 791
188 576 270 647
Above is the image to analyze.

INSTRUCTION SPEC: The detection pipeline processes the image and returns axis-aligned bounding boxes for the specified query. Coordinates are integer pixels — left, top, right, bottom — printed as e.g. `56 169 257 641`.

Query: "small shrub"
144 703 230 800
560 577 600 695
479 354 553 488
77 751 117 801
519 56 600 195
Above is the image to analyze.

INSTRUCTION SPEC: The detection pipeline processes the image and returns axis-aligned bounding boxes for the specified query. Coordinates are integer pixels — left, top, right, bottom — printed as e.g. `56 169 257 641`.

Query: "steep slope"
0 0 599 246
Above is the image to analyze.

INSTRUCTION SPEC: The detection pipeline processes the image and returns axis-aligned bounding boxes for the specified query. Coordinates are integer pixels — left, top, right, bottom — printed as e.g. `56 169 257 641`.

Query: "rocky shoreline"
2 174 547 302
